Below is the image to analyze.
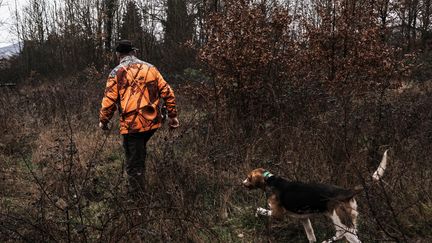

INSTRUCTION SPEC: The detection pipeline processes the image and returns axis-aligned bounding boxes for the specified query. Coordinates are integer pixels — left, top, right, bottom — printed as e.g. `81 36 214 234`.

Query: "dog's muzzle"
242 179 254 189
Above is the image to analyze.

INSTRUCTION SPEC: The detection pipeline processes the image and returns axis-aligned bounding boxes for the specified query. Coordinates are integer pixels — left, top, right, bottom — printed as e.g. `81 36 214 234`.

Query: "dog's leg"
323 210 347 243
254 208 273 242
344 233 362 243
349 199 361 243
256 206 285 218
349 199 359 228
258 195 286 243
324 210 361 243
343 199 361 243
301 218 317 243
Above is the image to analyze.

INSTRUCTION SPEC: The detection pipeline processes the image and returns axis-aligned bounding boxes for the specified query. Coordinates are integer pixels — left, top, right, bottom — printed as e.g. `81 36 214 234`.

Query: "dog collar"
263 171 274 178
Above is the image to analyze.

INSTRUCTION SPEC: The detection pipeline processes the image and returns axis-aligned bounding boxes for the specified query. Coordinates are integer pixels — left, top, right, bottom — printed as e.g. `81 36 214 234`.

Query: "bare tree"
104 0 117 51
0 0 4 26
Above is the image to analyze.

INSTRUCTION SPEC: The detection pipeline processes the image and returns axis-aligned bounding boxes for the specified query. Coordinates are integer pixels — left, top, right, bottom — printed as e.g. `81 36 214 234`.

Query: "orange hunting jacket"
99 55 177 134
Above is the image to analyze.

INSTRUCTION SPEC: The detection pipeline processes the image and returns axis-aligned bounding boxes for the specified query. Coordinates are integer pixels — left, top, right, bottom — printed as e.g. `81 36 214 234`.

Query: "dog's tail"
353 149 389 194
372 149 389 182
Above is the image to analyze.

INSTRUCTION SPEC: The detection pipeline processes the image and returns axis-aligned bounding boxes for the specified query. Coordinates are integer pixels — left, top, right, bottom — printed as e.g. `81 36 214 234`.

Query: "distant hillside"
0 42 21 59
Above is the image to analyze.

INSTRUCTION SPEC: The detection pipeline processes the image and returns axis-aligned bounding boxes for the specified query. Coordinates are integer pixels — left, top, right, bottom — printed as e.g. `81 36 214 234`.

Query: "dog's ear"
250 168 267 189
254 168 266 175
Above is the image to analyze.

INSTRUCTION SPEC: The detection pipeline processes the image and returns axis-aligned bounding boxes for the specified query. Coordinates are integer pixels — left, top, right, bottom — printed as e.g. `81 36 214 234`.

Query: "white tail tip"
372 149 389 182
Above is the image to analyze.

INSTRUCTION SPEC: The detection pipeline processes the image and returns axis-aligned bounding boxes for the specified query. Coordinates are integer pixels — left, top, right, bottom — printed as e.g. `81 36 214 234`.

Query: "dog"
242 150 389 243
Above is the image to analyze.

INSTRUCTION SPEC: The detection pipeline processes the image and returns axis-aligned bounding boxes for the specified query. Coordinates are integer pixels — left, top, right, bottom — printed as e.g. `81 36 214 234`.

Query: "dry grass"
0 72 431 242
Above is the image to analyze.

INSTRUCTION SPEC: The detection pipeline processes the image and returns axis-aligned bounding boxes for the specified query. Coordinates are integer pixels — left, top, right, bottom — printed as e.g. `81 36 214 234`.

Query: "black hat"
115 40 138 53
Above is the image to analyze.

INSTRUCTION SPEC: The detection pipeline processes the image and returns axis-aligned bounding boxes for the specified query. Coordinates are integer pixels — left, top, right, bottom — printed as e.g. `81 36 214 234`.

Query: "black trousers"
122 130 156 197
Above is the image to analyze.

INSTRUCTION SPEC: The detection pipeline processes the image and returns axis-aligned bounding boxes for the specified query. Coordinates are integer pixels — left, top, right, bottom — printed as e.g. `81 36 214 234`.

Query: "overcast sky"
0 0 25 47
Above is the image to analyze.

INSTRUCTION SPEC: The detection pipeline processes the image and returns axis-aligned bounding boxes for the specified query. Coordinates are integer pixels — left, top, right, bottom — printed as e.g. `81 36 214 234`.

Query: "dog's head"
242 168 274 190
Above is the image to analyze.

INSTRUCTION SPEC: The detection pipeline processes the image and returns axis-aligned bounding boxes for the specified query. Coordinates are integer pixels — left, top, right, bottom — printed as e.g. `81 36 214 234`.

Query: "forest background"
0 0 432 242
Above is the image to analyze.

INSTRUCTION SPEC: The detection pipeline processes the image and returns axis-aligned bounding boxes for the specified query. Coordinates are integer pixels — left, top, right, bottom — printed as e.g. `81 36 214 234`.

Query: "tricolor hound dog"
242 150 389 243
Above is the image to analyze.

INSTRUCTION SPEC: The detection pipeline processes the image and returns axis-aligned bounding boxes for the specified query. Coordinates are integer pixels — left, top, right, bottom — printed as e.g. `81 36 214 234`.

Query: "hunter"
99 40 179 198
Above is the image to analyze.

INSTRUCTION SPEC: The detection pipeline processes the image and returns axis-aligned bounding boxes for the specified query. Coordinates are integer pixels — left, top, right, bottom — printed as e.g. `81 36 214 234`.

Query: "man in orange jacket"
99 40 179 198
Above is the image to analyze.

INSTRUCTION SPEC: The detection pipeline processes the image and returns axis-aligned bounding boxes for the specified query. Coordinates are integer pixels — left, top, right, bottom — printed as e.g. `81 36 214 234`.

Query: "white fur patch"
350 199 359 219
256 207 272 217
328 210 361 243
301 218 316 243
372 149 389 181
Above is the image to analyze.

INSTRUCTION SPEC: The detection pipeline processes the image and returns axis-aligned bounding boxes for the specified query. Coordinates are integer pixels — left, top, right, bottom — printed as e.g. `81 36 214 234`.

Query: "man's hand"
168 117 180 128
99 122 109 131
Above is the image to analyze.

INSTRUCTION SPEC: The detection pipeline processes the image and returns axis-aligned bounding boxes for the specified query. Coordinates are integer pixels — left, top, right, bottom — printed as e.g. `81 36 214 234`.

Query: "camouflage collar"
119 55 138 65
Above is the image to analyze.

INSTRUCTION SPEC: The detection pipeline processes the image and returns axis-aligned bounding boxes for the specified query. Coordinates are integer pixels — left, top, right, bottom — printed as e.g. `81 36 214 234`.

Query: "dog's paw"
322 236 337 243
255 207 271 217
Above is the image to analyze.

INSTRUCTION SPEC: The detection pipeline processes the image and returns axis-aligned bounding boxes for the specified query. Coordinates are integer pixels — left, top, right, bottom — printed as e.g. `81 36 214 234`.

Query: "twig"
0 83 16 87
347 152 401 242
20 153 64 213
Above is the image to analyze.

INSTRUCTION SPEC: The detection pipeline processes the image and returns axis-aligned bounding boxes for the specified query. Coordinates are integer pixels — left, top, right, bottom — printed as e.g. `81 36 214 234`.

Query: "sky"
0 0 25 48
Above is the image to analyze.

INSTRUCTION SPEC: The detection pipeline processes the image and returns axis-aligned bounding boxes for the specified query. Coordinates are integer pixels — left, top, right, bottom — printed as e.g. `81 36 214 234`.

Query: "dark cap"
115 40 138 53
